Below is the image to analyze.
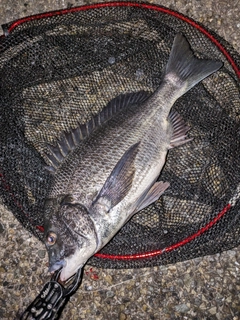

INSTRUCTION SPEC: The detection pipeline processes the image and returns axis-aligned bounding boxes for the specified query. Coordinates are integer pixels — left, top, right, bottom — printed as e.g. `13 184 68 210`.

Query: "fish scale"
50 88 172 197
60 110 164 193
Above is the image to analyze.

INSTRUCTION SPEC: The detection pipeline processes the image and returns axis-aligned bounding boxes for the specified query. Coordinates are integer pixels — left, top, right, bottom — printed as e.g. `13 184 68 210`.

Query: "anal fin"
169 110 193 148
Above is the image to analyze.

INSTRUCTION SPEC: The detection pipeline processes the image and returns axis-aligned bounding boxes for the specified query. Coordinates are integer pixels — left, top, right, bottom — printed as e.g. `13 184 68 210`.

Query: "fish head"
44 196 98 281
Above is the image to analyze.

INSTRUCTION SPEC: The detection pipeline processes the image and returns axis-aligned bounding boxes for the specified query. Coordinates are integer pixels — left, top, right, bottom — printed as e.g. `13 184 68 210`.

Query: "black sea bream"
43 33 222 281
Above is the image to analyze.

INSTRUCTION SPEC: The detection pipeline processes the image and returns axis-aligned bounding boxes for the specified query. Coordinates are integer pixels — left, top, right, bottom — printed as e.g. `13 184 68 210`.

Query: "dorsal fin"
45 91 150 171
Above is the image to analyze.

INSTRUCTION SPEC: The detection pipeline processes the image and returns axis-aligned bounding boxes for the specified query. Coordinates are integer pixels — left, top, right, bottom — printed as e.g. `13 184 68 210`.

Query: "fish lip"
59 264 82 282
48 259 66 273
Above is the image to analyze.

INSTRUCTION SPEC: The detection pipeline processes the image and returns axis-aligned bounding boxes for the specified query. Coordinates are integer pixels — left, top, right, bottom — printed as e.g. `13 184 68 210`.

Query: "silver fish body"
44 33 222 281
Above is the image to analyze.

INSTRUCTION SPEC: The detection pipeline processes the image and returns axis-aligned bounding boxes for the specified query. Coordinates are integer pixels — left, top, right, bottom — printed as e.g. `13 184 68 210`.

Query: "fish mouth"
48 259 66 273
59 263 81 282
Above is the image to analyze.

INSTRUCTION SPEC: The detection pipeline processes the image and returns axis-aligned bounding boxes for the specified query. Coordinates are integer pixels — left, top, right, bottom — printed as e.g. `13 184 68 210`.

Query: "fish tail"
165 33 223 94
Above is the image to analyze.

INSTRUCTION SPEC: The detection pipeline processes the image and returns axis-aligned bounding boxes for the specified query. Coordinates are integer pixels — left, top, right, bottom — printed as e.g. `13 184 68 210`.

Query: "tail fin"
165 33 223 93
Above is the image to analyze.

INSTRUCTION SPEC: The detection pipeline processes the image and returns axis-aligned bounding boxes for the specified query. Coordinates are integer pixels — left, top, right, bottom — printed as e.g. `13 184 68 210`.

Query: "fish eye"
46 232 57 245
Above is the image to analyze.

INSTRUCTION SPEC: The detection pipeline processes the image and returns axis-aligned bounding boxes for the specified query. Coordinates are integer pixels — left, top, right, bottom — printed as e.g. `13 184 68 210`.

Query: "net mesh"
0 2 240 269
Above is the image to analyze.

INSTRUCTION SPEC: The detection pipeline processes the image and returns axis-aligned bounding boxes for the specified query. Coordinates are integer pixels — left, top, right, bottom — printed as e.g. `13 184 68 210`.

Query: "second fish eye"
46 232 57 245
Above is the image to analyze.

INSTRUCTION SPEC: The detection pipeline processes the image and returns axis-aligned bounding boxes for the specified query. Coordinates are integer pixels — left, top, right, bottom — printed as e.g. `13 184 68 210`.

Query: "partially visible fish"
43 33 222 281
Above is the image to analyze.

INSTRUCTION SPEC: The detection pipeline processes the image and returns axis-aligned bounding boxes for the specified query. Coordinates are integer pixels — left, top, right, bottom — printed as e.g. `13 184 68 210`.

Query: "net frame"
0 1 240 269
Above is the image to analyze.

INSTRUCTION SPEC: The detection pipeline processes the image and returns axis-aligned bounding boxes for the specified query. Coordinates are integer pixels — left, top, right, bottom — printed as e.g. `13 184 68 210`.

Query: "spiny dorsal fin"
45 91 149 172
169 110 193 148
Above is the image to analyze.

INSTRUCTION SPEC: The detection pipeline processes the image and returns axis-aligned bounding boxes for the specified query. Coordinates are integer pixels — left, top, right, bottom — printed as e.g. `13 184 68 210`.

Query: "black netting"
0 2 240 269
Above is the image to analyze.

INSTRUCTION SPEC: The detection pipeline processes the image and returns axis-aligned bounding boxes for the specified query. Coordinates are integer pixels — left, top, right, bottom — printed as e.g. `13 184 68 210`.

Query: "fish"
43 33 222 282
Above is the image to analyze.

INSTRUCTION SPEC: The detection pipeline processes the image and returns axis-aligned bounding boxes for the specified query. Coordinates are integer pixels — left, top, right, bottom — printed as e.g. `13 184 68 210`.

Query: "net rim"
1 1 240 262
2 1 240 78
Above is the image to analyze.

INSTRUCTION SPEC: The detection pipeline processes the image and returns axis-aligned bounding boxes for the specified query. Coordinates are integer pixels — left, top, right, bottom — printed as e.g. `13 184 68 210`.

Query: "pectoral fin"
93 142 140 211
134 181 170 214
